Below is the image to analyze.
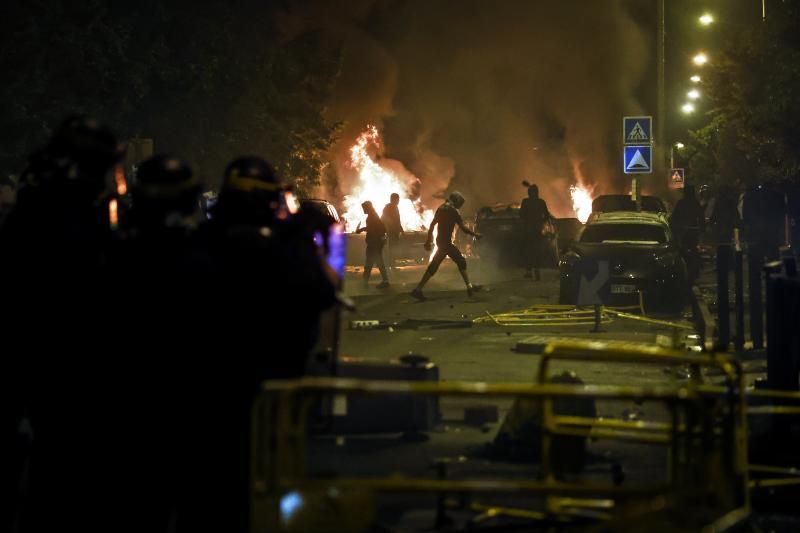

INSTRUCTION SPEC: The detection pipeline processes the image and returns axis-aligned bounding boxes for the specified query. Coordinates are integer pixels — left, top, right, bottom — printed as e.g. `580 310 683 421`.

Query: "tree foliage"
687 3 800 186
0 0 342 191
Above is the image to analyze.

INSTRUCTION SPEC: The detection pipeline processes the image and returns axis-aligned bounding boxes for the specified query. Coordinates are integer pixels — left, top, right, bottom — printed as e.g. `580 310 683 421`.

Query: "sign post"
623 116 654 211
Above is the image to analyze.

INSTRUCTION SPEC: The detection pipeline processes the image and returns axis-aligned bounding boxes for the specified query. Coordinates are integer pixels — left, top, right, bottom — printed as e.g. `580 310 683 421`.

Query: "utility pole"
656 0 666 186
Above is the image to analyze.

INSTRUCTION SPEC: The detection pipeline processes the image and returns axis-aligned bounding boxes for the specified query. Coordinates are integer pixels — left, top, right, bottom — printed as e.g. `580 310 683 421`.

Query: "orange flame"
570 184 593 223
343 125 434 232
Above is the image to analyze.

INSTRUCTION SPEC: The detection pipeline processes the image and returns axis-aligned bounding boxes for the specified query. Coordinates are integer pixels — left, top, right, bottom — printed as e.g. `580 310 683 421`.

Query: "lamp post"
670 142 684 168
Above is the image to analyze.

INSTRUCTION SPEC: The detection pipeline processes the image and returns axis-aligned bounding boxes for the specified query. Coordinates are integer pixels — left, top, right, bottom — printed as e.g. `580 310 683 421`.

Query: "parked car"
559 211 688 312
591 194 669 216
300 198 341 223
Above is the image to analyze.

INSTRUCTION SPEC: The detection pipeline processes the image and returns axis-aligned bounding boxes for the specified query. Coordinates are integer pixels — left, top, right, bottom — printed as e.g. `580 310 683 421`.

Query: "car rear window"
580 223 668 244
592 196 666 213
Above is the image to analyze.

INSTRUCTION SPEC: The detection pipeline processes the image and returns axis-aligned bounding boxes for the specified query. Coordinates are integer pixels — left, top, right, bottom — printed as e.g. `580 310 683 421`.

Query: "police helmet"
133 154 200 215
47 115 124 190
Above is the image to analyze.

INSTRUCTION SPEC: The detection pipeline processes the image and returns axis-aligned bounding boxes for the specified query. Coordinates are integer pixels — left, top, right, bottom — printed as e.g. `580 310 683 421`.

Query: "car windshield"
580 223 668 244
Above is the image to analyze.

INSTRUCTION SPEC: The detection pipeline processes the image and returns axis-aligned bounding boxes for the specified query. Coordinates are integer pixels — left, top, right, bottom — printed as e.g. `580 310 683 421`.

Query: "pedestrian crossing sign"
623 116 652 145
669 168 685 189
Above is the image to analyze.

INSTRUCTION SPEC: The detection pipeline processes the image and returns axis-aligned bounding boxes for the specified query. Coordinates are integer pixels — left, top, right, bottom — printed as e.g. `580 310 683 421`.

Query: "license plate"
611 284 636 294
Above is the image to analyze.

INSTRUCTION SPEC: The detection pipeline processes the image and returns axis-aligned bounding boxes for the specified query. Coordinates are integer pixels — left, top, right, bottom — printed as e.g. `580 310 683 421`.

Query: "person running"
411 192 481 300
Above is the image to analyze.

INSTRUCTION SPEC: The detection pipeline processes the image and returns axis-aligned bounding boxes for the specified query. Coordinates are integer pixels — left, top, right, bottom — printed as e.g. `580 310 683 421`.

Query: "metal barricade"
250 357 747 532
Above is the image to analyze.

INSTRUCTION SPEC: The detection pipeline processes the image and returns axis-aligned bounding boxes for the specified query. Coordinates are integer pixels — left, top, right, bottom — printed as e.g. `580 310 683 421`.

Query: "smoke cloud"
280 0 648 217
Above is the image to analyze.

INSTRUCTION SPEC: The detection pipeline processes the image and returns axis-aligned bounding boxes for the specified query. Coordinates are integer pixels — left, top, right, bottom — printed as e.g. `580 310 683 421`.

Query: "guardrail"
251 344 748 532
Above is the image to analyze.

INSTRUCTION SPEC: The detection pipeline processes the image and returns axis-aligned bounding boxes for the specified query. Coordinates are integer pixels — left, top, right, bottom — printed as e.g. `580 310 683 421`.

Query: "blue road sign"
623 116 652 145
624 145 652 174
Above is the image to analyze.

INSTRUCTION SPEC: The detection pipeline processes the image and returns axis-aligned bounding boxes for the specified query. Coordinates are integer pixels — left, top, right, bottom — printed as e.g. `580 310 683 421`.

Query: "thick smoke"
280 0 648 217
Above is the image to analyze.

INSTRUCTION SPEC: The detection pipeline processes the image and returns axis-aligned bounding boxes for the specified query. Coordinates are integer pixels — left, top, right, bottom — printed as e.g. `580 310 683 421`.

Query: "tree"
0 0 342 192
686 2 800 187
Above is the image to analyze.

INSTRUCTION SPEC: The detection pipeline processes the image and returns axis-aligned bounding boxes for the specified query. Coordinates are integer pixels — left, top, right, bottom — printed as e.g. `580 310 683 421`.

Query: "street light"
671 142 685 167
693 53 708 66
682 103 695 114
688 89 700 100
699 13 714 26
690 75 701 83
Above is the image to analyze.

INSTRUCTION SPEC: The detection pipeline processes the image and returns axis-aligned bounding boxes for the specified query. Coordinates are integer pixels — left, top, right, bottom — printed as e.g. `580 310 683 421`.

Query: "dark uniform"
0 117 123 533
202 157 337 533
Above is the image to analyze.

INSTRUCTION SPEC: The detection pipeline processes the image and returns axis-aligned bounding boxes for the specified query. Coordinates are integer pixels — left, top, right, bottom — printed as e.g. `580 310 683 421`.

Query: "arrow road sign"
577 260 609 306
624 145 652 174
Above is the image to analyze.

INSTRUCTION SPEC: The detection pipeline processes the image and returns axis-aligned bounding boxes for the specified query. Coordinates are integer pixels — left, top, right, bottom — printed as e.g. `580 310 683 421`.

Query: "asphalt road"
340 257 698 386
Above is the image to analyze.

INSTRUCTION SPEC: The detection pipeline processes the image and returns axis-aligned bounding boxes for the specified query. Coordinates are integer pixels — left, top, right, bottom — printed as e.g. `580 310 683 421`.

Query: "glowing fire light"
342 125 433 232
570 185 593 223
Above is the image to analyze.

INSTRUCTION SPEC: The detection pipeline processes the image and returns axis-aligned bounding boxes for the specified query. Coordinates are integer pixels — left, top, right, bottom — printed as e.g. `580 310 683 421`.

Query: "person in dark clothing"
709 184 741 245
519 183 553 280
786 180 800 254
357 200 390 288
671 185 706 282
670 185 705 249
411 191 482 300
203 156 337 533
105 154 215 532
742 183 786 261
382 193 404 268
0 116 124 533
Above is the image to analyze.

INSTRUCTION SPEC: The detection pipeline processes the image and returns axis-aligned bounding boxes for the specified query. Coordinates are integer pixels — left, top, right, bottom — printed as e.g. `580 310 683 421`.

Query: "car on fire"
472 204 561 268
558 211 688 312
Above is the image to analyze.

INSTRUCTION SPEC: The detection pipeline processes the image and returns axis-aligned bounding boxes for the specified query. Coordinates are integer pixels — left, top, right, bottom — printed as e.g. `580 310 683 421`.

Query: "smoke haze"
281 0 649 216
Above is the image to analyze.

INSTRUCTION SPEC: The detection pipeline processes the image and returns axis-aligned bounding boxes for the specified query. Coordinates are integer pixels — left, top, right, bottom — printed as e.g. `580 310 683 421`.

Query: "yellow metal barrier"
537 341 749 524
250 374 745 532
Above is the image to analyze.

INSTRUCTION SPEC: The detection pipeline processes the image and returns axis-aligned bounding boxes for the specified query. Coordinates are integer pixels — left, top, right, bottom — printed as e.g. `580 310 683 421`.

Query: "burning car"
558 211 688 312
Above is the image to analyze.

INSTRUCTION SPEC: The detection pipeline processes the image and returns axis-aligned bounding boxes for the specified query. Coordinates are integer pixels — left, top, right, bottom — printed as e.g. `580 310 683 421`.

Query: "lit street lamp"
682 103 695 114
699 13 714 26
671 142 685 168
688 89 700 100
690 75 701 83
693 53 708 66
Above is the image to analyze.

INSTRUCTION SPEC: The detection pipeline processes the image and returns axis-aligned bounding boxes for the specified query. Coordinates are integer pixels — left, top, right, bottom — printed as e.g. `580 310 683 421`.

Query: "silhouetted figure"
519 183 553 280
709 185 741 245
411 192 481 300
670 185 705 282
205 156 336 533
382 192 403 268
743 183 786 261
786 180 800 254
0 116 124 533
670 185 705 247
357 200 389 288
106 154 212 532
